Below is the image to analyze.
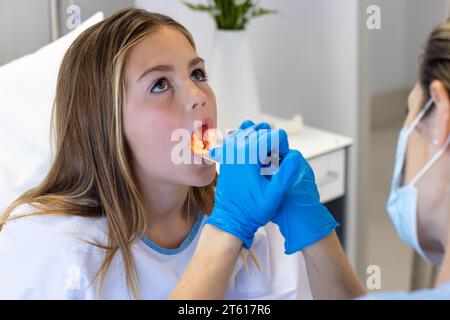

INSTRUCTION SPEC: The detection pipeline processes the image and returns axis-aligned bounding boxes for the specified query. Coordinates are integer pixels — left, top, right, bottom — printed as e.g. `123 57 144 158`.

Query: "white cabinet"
309 149 346 203
288 126 353 203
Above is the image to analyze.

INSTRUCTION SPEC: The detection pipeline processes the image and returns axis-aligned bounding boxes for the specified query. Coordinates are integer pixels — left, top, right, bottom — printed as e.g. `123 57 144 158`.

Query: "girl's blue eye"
150 70 207 95
192 69 208 81
150 79 170 94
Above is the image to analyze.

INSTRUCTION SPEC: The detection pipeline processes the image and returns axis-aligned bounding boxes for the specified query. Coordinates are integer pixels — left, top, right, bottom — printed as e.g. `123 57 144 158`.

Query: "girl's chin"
189 166 216 187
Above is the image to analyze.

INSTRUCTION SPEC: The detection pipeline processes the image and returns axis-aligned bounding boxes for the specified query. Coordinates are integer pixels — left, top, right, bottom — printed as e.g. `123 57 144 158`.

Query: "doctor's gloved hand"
205 120 301 249
271 149 340 254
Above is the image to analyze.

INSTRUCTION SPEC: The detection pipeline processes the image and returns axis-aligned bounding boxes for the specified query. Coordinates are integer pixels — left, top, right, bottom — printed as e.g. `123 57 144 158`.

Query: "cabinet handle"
317 170 339 187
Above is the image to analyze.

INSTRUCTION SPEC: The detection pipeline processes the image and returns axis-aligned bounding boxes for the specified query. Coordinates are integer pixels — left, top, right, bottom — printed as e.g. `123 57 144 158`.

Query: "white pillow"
0 12 104 211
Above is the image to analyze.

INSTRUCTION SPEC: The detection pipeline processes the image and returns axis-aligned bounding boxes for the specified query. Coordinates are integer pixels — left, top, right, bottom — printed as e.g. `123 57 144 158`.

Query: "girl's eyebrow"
137 57 205 82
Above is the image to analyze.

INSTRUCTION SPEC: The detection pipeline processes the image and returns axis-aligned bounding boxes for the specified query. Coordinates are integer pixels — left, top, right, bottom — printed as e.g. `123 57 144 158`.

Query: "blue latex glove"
205 120 302 249
271 149 340 254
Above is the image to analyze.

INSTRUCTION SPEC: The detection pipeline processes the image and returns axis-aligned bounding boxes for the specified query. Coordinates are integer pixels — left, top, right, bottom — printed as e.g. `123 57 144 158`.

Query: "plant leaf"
249 7 277 18
182 1 213 12
182 0 277 30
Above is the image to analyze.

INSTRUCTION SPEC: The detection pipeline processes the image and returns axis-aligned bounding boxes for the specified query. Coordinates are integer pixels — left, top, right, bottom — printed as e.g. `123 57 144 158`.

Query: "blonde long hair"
0 8 219 299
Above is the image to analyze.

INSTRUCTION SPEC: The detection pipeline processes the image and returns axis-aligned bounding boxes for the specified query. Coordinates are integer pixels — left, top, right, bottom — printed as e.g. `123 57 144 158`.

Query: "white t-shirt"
0 204 312 299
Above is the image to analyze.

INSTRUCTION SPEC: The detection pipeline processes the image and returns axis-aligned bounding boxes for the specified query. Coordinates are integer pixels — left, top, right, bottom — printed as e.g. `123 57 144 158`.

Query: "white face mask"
387 98 450 266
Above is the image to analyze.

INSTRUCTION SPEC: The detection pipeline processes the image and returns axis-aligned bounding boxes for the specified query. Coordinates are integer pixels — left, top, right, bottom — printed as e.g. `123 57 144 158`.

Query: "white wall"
57 0 134 36
0 0 133 66
405 0 448 88
368 0 447 97
368 0 407 97
0 0 51 65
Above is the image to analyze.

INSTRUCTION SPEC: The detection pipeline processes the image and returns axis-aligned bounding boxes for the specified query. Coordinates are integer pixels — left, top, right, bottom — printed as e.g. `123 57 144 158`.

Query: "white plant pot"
208 30 261 134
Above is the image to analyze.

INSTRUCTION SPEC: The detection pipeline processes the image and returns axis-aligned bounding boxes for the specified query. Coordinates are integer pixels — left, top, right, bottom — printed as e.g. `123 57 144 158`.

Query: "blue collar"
141 213 205 255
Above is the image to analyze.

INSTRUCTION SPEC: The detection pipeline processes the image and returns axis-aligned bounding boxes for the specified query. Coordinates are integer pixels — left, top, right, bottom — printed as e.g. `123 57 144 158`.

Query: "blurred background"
1 0 449 294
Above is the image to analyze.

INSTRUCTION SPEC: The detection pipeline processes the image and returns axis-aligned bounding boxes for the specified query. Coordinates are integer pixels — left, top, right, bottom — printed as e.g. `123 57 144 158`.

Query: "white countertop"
288 126 354 159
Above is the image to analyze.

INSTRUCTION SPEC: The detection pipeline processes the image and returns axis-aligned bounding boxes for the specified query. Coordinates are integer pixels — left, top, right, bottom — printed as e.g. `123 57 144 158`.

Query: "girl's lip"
192 116 215 135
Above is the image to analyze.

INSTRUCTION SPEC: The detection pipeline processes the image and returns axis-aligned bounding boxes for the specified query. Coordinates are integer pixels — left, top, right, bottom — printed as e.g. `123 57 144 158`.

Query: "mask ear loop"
405 98 434 136
409 134 450 187
396 99 434 189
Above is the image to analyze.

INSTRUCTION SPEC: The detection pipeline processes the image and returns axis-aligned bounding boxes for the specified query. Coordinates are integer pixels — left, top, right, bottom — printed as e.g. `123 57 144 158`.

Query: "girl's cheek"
146 94 171 106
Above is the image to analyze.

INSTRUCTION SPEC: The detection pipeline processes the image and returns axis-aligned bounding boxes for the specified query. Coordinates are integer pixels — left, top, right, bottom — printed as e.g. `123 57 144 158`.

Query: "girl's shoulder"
0 203 108 299
2 203 108 253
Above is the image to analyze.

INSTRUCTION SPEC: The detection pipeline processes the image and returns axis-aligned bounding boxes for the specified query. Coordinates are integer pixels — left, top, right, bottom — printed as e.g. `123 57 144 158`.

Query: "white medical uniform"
0 204 312 299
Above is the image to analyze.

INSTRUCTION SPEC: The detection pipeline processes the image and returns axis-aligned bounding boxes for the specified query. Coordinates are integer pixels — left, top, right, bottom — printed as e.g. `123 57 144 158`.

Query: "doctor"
171 19 450 299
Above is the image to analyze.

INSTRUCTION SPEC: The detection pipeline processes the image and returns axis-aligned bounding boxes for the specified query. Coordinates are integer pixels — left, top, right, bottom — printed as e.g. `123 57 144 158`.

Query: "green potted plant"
182 0 276 30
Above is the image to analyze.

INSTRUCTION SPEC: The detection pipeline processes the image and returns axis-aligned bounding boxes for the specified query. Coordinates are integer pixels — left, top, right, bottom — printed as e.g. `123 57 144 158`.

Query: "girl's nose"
184 83 207 111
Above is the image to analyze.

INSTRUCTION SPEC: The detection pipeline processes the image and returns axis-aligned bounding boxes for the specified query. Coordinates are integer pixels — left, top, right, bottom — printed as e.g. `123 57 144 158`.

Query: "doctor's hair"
419 18 450 104
0 8 260 299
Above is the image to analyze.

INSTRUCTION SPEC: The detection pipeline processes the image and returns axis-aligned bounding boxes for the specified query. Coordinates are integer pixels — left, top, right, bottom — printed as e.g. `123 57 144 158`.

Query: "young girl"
0 8 313 299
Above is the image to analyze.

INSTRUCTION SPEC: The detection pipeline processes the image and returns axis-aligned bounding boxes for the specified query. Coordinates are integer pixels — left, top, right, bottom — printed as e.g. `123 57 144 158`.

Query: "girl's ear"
429 80 450 146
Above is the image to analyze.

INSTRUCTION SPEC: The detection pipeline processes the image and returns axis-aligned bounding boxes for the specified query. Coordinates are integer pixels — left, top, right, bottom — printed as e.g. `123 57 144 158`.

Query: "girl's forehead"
130 27 194 62
124 27 196 79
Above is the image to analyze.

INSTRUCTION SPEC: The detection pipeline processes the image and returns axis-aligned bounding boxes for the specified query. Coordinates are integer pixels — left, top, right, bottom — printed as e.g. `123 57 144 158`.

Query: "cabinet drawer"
308 149 345 203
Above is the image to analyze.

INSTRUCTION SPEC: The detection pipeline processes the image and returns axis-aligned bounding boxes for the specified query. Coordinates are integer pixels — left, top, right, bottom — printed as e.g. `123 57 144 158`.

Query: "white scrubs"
0 204 313 299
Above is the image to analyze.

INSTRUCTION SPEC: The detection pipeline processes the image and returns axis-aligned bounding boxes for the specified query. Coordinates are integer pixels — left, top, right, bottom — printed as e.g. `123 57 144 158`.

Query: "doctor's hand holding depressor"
205 120 303 249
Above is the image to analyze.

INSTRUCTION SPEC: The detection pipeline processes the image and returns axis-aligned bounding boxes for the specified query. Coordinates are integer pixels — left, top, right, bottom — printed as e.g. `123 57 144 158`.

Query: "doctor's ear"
429 80 450 147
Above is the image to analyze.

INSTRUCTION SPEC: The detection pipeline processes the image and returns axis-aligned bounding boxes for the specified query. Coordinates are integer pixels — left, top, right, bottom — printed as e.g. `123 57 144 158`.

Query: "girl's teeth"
190 123 218 156
191 131 205 154
194 139 204 149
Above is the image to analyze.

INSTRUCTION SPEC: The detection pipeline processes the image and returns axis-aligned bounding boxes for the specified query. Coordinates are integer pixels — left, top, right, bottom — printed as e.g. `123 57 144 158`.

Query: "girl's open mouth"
190 119 217 159
191 123 209 155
